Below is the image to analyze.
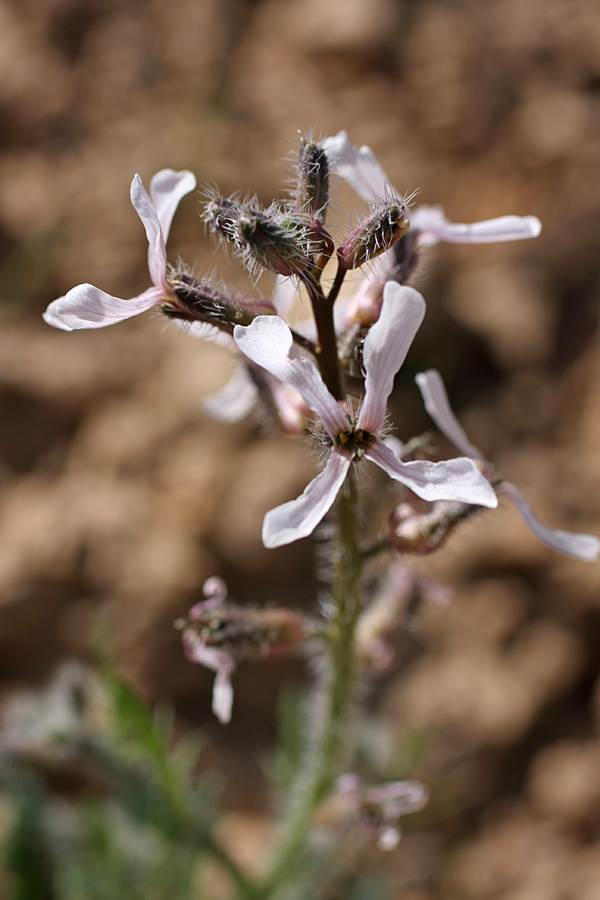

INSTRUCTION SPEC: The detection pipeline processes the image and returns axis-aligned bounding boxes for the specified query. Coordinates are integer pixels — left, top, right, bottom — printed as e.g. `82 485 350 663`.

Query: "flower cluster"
43 130 599 741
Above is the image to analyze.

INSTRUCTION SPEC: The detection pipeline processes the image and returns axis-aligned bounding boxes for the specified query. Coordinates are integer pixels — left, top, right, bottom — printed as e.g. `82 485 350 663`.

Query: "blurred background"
1 0 600 896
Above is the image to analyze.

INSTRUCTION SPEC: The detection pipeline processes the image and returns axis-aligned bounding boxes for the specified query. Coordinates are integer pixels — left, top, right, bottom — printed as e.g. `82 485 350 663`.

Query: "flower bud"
337 200 410 270
236 208 311 277
389 498 479 555
355 562 453 673
204 195 240 242
167 272 275 332
295 136 329 224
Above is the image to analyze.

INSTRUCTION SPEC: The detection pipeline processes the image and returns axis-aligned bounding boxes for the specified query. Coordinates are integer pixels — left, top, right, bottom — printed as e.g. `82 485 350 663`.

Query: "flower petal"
234 315 348 437
410 205 542 247
182 632 235 723
499 482 600 562
213 668 234 724
415 369 485 462
130 174 168 288
323 130 392 203
358 283 425 433
273 274 299 317
42 297 73 331
202 364 258 423
365 439 498 507
44 283 162 329
149 169 196 243
262 448 352 548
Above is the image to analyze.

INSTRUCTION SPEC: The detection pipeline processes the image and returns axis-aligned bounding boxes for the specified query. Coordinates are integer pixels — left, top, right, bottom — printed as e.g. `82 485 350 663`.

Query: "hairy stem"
259 469 363 897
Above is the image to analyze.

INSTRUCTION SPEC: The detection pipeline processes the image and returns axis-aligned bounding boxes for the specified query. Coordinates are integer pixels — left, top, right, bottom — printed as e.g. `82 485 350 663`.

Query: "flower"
323 130 541 245
321 773 429 851
233 281 498 549
180 576 311 723
43 169 196 330
323 131 542 328
416 369 600 562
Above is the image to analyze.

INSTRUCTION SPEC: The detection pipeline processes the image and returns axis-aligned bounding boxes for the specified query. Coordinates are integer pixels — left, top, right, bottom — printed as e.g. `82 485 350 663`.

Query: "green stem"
259 469 363 897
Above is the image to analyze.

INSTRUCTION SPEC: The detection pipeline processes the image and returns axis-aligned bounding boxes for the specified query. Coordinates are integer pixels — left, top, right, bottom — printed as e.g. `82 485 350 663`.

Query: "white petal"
177 319 235 347
500 482 600 562
212 669 234 724
202 365 258 423
377 828 401 851
234 316 348 437
410 205 542 247
262 448 352 548
130 174 168 288
365 440 498 507
45 284 161 329
368 780 429 817
358 283 425 433
149 169 196 242
323 131 393 203
43 297 73 331
273 274 299 317
415 369 485 462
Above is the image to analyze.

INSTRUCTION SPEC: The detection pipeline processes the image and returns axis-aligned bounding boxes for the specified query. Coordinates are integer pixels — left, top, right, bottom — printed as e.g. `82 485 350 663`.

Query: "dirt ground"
1 0 600 896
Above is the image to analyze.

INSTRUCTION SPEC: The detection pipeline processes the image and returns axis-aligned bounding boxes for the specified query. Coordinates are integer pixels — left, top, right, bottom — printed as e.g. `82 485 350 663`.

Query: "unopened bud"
389 498 479 555
204 195 240 242
237 208 311 277
337 200 410 270
166 273 275 332
296 137 329 224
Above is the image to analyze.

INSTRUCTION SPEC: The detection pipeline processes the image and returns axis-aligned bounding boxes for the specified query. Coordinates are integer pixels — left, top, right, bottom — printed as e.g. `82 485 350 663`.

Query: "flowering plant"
40 131 599 899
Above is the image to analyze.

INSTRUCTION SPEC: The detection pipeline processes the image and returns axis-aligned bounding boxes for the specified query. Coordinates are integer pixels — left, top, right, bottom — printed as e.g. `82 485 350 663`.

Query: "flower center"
336 429 374 459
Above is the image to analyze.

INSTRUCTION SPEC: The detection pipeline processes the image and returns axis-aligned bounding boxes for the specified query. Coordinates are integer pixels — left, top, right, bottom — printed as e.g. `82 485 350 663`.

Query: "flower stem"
258 469 363 897
300 273 344 401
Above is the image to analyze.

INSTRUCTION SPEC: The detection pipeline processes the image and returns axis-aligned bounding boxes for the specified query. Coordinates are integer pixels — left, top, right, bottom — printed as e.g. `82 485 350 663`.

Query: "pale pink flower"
43 169 196 330
182 576 311 723
233 282 498 549
195 274 306 427
181 576 234 724
323 131 542 328
332 774 429 850
323 130 541 245
416 369 600 562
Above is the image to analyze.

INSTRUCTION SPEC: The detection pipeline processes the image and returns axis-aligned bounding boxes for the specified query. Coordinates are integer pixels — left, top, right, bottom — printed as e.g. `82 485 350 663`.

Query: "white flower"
233 282 498 549
323 131 541 245
43 169 196 330
181 274 303 426
416 369 600 562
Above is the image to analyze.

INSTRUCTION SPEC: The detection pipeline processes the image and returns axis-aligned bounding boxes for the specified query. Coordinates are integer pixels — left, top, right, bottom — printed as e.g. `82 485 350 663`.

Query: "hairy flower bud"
167 272 275 332
236 208 311 276
204 195 240 242
204 194 311 277
337 200 410 270
296 136 329 224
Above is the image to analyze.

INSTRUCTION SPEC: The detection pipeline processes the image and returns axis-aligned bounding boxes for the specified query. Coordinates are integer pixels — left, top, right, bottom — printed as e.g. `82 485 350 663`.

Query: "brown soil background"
1 0 600 896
